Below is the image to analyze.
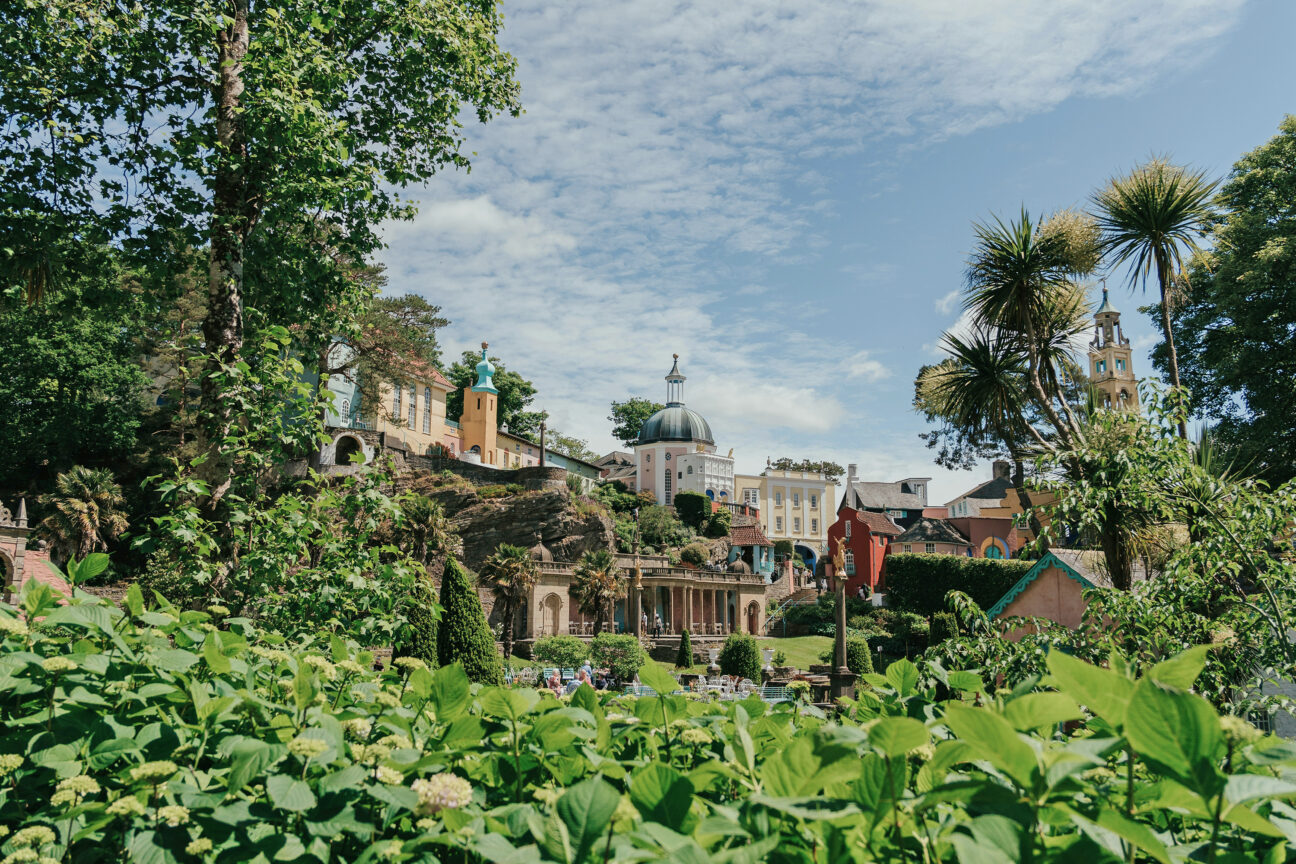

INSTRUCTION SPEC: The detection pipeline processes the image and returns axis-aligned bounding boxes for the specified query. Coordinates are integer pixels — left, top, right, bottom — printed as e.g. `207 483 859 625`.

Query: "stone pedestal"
830 669 857 701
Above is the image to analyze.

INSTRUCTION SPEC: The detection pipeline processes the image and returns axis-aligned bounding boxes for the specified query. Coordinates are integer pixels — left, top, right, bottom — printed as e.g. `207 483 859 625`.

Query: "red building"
826 506 903 595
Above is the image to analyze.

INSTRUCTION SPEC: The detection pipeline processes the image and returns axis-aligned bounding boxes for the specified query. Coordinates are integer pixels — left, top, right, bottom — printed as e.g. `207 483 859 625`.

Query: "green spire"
471 341 498 394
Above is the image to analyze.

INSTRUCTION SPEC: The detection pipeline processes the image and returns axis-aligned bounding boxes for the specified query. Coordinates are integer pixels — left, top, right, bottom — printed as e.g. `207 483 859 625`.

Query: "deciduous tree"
608 398 665 445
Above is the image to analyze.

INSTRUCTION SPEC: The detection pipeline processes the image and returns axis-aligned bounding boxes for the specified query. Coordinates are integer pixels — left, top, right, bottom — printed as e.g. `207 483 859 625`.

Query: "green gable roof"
985 551 1097 620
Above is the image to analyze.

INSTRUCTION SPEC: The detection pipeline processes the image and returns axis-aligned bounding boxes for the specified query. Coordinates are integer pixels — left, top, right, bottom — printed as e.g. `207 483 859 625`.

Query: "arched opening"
335 435 363 466
746 601 760 635
705 489 714 500
794 544 817 575
542 592 561 637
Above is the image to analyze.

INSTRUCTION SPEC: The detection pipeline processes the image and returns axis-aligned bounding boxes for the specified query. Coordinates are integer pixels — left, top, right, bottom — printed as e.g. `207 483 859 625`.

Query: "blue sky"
380 0 1295 503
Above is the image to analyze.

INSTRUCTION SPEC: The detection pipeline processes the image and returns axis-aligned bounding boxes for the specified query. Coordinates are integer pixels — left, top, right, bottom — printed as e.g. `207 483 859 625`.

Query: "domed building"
635 355 734 506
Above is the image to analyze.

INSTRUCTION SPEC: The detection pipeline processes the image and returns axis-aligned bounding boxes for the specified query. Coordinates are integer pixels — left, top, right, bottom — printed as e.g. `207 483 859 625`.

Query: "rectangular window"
811 518 818 533
393 383 401 418
423 387 431 434
743 488 759 505
810 494 818 509
775 516 783 531
925 543 935 554
792 493 800 507
844 551 855 576
844 520 851 538
664 468 672 505
903 544 912 554
774 492 782 505
408 385 416 429
1117 358 1126 371
793 517 801 533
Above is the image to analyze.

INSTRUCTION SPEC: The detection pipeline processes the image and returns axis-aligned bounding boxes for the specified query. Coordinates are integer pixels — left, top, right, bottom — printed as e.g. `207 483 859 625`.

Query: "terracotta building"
826 507 902 595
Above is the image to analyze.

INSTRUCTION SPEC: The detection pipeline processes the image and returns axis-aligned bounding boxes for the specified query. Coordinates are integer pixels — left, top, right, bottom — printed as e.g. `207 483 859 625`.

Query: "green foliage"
591 632 648 681
772 649 787 666
846 635 874 675
0 261 150 493
704 507 731 539
478 483 524 499
672 490 711 532
608 397 665 445
675 630 694 668
393 493 458 564
679 543 709 567
446 350 545 437
930 611 959 644
4 571 1295 862
547 430 599 463
1158 116 1296 484
885 553 1032 615
393 578 439 669
637 505 690 550
37 465 129 566
532 634 588 670
572 549 625 636
436 558 502 685
769 458 844 482
593 482 639 515
774 539 795 557
478 543 540 660
717 632 761 682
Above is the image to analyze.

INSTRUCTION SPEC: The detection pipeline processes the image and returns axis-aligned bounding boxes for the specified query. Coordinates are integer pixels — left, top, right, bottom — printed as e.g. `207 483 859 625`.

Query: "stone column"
684 587 694 635
829 555 856 702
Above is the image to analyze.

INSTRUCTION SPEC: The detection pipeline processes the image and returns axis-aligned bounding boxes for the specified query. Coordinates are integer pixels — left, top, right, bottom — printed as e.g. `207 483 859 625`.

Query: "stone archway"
335 435 363 466
746 601 759 635
541 592 562 637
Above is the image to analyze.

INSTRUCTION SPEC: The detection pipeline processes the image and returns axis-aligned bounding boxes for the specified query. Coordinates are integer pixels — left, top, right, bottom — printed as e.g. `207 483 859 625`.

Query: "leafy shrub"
675 629 694 668
565 472 583 495
2 568 1291 863
393 577 439 669
704 507 731 538
638 505 691 549
478 483 514 499
672 490 711 531
884 553 1032 615
930 611 959 644
591 632 648 680
437 558 503 685
772 649 787 666
846 635 874 675
774 539 795 557
718 632 761 682
679 542 708 567
533 634 588 670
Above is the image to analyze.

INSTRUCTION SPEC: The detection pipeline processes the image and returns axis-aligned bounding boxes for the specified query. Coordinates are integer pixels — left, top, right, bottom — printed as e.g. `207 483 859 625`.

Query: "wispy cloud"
381 0 1244 501
935 289 961 315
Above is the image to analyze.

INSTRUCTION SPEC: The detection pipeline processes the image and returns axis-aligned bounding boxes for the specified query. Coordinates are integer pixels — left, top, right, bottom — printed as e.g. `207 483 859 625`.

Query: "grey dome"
637 405 714 445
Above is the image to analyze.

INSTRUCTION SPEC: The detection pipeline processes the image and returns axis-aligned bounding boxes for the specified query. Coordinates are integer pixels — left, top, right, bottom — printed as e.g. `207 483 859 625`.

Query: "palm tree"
963 209 1092 447
395 494 458 565
478 544 539 659
572 549 625 635
37 465 129 563
1093 159 1217 438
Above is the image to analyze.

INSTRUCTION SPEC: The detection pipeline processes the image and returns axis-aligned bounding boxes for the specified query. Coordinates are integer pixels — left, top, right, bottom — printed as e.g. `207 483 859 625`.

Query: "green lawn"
504 634 836 679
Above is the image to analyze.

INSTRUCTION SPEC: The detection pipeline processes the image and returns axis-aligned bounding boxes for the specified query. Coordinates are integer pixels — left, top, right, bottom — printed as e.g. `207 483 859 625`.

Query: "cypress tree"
675 629 693 668
436 558 503 685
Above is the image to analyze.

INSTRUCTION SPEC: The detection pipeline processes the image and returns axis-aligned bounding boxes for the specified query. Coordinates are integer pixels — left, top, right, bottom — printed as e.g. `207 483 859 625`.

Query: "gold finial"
482 341 489 350
672 353 679 359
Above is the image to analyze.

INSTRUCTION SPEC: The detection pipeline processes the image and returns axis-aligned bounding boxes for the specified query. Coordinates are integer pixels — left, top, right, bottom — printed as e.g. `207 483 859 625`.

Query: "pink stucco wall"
999 566 1089 641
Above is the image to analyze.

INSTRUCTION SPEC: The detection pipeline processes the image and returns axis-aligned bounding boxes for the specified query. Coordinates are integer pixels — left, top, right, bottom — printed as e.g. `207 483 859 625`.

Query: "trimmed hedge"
675 629 693 668
930 611 959 644
884 553 1032 616
437 558 503 685
533 634 588 670
846 635 874 675
673 490 711 531
718 632 762 682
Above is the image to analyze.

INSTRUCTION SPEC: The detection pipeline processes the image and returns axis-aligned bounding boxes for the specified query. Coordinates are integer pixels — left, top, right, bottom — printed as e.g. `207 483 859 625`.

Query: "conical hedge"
437 558 503 685
675 629 693 668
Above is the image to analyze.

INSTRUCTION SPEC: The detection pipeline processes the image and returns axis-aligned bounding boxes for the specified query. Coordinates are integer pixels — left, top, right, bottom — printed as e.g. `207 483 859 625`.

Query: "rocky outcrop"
401 474 614 571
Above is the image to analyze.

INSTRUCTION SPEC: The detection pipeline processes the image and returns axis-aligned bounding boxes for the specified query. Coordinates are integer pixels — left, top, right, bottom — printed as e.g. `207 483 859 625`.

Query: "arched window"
686 465 693 475
341 399 350 423
664 467 672 505
423 387 432 433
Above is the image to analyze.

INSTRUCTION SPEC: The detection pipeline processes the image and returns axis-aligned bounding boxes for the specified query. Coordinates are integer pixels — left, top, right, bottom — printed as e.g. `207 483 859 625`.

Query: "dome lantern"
471 341 498 394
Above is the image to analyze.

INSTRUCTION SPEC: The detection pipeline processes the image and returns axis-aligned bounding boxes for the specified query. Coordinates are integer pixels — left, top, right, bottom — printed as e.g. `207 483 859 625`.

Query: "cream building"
735 466 835 573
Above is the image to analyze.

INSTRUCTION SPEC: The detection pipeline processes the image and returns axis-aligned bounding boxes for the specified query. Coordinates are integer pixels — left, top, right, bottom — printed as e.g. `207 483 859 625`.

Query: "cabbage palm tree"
572 549 625 636
394 494 458 565
962 209 1087 446
478 543 539 659
1093 159 1217 438
37 465 128 564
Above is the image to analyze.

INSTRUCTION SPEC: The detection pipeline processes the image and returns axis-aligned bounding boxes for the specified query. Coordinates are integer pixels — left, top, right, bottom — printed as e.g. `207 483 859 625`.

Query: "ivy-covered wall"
884 553 1033 616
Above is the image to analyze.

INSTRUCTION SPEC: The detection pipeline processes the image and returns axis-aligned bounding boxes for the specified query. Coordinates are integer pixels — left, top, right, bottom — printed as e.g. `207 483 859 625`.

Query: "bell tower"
1089 287 1139 412
460 342 499 464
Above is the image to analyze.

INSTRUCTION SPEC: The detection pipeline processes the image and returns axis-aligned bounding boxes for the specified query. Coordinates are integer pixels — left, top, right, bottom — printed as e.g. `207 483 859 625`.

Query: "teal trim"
986 552 1096 620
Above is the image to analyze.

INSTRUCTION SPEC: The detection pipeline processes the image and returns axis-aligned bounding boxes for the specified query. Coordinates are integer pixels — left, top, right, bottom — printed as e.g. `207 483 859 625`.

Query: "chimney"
847 463 857 482
992 460 1011 480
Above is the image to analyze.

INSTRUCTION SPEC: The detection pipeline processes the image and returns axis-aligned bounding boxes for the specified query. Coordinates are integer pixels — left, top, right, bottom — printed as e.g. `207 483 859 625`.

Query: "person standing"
641 610 648 635
653 612 662 637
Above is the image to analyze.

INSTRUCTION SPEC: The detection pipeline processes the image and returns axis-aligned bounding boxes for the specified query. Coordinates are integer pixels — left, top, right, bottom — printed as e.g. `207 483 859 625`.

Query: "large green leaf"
202 633 230 674
431 663 471 723
1124 678 1225 798
266 775 317 812
1149 645 1212 690
480 686 540 721
1046 650 1133 728
1002 692 1083 731
943 702 1038 789
885 659 919 697
556 777 619 864
869 717 930 757
149 648 199 672
636 662 679 696
630 763 694 831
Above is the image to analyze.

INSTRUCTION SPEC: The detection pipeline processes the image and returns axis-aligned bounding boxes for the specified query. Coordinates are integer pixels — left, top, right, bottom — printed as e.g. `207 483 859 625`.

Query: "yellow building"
1089 287 1140 412
734 466 835 571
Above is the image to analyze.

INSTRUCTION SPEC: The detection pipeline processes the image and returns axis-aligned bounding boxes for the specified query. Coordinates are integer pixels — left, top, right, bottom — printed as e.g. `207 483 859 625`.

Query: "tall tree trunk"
1099 501 1133 591
202 0 251 510
501 597 514 659
1156 250 1189 439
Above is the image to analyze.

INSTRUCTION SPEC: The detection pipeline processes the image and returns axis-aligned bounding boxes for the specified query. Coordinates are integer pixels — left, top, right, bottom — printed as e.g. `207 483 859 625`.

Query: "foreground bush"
4 566 1294 863
717 632 761 681
532 633 587 669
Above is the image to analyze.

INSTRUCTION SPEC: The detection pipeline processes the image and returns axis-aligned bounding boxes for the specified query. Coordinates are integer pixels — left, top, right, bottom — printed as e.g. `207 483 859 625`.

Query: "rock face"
402 475 615 572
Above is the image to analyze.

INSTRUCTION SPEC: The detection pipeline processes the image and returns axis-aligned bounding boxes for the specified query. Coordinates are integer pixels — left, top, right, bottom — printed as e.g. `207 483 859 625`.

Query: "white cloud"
380 0 1244 484
935 289 961 315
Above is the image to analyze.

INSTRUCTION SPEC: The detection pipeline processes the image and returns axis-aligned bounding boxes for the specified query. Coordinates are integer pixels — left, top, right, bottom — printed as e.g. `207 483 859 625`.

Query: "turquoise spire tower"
471 342 498 394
